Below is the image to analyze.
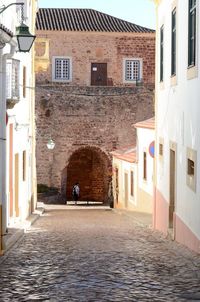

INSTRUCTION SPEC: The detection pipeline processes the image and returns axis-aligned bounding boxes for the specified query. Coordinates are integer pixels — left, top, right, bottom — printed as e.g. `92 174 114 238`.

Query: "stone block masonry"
35 26 155 202
36 85 154 201
35 31 155 86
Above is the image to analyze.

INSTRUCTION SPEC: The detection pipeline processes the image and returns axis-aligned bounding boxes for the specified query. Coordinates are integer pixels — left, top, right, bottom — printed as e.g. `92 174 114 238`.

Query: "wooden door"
14 154 19 217
91 63 107 86
124 173 128 208
169 149 176 229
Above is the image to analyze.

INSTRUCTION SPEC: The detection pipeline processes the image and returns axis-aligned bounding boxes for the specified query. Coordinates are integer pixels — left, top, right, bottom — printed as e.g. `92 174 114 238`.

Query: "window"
124 59 142 82
52 57 72 82
159 143 163 156
143 152 147 180
171 8 176 76
6 59 20 100
188 0 196 67
160 25 164 82
130 171 134 197
187 159 194 176
186 147 197 192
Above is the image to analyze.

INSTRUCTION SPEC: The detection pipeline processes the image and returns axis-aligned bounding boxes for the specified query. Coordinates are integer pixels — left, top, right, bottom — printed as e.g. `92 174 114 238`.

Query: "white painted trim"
123 58 143 84
52 56 72 83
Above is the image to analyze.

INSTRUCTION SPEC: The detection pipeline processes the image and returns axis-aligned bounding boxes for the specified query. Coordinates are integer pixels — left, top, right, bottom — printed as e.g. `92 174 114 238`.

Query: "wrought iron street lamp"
0 2 36 52
15 22 35 52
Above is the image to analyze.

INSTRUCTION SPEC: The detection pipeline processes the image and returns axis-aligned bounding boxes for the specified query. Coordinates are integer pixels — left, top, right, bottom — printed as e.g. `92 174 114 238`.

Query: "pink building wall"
154 188 200 254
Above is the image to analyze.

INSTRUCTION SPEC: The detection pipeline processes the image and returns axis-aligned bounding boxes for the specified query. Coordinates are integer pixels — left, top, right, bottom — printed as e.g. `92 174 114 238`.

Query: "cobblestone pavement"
0 207 200 302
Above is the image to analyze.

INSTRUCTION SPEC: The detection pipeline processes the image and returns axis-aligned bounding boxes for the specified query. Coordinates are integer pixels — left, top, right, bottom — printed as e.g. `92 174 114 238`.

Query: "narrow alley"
0 206 200 302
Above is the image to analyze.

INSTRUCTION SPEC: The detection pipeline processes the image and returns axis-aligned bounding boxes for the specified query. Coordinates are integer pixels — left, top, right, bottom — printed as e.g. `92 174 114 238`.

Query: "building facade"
154 0 200 253
112 147 137 210
135 118 155 214
35 8 155 202
0 0 37 253
112 118 154 214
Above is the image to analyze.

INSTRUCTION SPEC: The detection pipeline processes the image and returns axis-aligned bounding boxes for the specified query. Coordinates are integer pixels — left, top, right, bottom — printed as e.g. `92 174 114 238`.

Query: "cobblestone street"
0 206 200 301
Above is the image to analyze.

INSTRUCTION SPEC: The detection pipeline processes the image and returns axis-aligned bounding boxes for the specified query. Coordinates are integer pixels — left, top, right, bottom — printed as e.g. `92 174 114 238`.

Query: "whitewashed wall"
1 0 35 224
113 157 137 209
137 127 154 197
156 0 200 238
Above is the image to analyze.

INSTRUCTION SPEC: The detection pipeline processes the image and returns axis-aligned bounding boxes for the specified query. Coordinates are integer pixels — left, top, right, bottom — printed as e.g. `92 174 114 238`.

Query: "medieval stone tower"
35 8 155 203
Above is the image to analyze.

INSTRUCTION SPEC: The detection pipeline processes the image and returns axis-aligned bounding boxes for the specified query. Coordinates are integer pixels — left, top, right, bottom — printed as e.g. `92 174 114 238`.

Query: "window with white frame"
52 57 72 82
124 59 142 82
6 59 20 100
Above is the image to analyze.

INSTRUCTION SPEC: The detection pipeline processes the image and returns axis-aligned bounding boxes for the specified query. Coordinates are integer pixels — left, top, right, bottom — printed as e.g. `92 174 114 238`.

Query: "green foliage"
37 184 59 194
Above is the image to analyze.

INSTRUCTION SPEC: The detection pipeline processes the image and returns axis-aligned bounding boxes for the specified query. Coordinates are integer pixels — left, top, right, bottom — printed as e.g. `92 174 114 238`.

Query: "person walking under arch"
72 183 80 205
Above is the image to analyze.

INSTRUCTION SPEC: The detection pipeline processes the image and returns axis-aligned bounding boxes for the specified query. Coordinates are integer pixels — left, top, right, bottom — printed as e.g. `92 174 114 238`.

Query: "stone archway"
61 146 112 203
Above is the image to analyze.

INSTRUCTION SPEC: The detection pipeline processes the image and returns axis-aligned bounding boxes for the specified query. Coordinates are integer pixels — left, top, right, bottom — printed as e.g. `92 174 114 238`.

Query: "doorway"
91 63 107 86
14 154 19 217
169 148 176 229
124 172 128 208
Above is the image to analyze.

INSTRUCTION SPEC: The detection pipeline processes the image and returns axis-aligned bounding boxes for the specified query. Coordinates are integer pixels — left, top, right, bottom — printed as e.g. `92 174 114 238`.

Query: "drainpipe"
0 31 17 237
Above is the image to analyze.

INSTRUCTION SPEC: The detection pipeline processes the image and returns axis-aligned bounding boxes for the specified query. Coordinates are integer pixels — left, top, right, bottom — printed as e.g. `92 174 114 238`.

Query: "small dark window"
188 0 196 67
159 143 163 156
187 158 194 176
171 8 176 76
143 152 147 180
160 25 164 82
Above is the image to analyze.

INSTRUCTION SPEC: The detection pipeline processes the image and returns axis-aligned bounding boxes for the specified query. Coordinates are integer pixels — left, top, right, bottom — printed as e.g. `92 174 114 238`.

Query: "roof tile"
36 8 155 33
111 146 137 163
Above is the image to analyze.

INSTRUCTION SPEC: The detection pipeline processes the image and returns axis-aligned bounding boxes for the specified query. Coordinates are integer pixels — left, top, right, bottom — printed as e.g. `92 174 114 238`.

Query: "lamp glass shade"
16 23 36 52
47 139 55 150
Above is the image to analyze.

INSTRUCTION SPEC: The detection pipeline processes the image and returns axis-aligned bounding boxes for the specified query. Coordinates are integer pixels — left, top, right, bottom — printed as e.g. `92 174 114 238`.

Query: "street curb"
0 207 44 263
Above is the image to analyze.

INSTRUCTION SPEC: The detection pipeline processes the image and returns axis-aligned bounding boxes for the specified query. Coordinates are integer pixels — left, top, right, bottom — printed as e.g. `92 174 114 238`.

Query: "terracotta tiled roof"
111 146 137 163
134 117 155 130
36 8 154 33
0 24 13 37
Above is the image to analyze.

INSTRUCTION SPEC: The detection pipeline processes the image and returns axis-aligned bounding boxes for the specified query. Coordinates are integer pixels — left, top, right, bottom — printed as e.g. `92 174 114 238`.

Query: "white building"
112 146 137 210
135 117 155 214
0 0 37 253
154 0 200 253
112 117 155 214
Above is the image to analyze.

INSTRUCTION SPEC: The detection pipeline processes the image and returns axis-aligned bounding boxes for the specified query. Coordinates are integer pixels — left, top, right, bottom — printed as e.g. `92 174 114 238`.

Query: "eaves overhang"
0 24 13 38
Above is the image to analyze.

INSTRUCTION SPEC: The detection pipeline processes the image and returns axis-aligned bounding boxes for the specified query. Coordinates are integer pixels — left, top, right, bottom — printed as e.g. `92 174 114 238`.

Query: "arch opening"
61 147 112 203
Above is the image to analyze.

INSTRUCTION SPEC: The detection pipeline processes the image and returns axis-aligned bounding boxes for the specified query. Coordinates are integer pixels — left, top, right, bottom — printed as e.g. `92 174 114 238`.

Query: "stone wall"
35 29 155 202
35 31 155 86
36 85 154 201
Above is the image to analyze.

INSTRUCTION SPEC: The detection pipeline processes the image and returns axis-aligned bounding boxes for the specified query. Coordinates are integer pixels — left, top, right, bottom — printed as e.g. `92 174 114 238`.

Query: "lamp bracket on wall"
0 3 25 21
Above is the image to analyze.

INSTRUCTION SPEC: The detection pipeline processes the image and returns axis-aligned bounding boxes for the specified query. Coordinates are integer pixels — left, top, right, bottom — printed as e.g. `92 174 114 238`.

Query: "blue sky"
38 0 156 30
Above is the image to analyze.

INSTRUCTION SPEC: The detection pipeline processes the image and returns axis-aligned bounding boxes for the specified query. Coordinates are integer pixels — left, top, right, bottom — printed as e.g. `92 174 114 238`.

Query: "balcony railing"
6 59 20 109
